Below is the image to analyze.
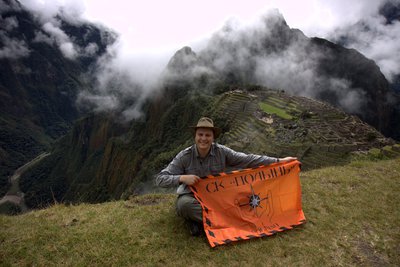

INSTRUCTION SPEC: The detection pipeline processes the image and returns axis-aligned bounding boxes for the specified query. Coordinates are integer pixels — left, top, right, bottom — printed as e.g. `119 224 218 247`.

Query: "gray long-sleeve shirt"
155 143 278 195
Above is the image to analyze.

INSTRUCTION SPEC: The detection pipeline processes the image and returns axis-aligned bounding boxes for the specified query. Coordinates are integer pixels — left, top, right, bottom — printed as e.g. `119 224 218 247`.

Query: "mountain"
0 0 116 195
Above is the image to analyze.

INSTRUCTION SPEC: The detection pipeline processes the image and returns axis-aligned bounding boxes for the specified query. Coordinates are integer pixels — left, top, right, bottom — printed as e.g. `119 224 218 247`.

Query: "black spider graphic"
237 184 269 217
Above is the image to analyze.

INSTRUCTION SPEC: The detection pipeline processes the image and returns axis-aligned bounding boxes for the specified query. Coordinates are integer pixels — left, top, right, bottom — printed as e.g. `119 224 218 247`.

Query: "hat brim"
189 126 221 138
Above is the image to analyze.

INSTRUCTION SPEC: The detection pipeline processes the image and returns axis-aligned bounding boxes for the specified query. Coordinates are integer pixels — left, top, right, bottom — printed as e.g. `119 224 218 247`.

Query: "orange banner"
190 160 305 247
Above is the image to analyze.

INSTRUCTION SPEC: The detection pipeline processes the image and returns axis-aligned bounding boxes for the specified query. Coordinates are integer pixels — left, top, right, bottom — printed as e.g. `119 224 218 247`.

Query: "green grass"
258 102 293 119
1 158 399 266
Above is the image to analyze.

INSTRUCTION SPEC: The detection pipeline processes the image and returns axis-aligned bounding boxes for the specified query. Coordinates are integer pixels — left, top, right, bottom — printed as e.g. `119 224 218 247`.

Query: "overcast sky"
18 0 392 54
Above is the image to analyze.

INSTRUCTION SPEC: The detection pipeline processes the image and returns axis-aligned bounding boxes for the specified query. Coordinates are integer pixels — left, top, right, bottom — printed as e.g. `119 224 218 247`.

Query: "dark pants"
176 194 203 223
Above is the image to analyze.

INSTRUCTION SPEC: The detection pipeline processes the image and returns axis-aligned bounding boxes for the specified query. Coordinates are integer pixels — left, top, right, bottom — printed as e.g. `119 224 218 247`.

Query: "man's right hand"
179 175 200 185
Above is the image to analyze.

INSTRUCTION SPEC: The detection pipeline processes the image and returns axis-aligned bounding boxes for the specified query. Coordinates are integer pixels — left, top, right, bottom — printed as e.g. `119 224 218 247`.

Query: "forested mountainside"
0 0 116 195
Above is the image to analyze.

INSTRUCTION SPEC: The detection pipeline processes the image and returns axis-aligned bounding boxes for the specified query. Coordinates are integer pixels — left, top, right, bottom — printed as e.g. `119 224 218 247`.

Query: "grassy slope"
1 158 399 266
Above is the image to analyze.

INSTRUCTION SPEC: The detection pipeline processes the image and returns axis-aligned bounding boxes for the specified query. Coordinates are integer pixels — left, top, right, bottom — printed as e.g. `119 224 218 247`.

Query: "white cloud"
0 31 30 59
1 16 18 31
32 30 53 44
331 14 400 82
84 42 98 55
41 21 78 59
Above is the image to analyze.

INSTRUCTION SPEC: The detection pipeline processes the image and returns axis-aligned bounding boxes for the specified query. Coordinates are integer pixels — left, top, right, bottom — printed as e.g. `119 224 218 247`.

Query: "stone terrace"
213 89 393 170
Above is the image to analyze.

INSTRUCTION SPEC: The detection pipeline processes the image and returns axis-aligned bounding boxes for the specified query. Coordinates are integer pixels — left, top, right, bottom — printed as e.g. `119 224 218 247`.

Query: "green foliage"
0 201 21 215
1 159 399 266
0 116 49 195
19 155 68 209
366 132 377 141
351 145 400 162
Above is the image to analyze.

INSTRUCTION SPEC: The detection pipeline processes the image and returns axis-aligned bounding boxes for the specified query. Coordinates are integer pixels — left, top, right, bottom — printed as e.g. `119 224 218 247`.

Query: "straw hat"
189 117 221 138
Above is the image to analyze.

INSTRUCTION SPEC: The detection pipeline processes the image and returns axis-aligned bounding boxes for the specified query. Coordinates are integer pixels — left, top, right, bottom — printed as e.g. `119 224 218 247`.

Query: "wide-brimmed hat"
189 117 221 138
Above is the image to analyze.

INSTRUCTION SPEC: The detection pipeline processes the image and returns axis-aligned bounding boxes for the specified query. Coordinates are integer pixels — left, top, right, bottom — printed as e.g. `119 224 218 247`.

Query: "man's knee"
176 194 202 222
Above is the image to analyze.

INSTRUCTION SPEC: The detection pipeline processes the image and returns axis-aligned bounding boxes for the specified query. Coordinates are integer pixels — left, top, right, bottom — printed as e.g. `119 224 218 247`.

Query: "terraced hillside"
212 89 394 169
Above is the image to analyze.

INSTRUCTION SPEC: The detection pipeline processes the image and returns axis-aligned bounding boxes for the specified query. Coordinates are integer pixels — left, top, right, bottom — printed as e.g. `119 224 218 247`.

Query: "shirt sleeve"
222 145 278 168
155 152 185 188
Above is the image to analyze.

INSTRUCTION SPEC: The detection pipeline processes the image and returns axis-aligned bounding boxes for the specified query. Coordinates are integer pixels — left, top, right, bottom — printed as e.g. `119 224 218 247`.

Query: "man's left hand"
279 157 297 162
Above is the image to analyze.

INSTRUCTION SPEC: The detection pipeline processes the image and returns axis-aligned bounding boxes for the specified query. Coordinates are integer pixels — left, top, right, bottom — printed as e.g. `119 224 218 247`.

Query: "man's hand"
179 175 200 185
279 157 298 162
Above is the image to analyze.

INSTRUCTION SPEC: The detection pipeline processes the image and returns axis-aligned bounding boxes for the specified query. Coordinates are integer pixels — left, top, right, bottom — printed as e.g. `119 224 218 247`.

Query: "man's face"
195 128 214 152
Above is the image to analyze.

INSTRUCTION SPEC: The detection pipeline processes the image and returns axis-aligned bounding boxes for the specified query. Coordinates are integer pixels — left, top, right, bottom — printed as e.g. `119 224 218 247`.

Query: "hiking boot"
186 220 203 236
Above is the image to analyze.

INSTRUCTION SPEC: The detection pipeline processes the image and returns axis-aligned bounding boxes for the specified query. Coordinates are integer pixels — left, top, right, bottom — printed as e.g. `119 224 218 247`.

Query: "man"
155 117 297 236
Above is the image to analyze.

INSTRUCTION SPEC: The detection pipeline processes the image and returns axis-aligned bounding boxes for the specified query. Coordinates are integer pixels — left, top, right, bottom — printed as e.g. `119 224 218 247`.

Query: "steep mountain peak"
166 46 198 73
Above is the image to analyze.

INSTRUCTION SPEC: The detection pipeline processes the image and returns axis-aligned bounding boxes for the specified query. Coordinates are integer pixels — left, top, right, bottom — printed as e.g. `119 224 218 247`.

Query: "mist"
289 0 400 84
183 10 369 114
0 3 30 59
76 39 172 121
329 0 400 83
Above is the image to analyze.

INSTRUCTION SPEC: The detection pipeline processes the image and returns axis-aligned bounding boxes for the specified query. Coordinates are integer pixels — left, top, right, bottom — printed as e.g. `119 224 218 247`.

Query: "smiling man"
155 117 297 236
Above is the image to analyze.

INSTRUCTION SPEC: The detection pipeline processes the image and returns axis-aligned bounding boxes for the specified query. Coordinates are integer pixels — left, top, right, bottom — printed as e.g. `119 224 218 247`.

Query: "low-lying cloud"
0 13 30 59
330 3 400 82
76 39 169 121
297 0 400 84
17 0 103 60
185 10 369 114
0 33 30 59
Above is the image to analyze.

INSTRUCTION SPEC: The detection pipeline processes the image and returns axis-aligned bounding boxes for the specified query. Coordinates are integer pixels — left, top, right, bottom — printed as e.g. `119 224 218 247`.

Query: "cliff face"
0 0 116 194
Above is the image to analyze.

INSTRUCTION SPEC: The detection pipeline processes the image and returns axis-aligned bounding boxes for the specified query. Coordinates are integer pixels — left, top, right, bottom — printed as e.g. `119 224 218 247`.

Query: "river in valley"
0 152 50 214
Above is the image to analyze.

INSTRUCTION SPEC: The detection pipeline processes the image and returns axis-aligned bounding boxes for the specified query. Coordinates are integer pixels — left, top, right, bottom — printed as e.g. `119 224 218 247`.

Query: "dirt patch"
353 239 389 266
124 194 167 208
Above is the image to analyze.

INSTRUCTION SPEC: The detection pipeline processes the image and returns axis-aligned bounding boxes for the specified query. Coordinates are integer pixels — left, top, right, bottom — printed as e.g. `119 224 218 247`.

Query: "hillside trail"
0 152 50 212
